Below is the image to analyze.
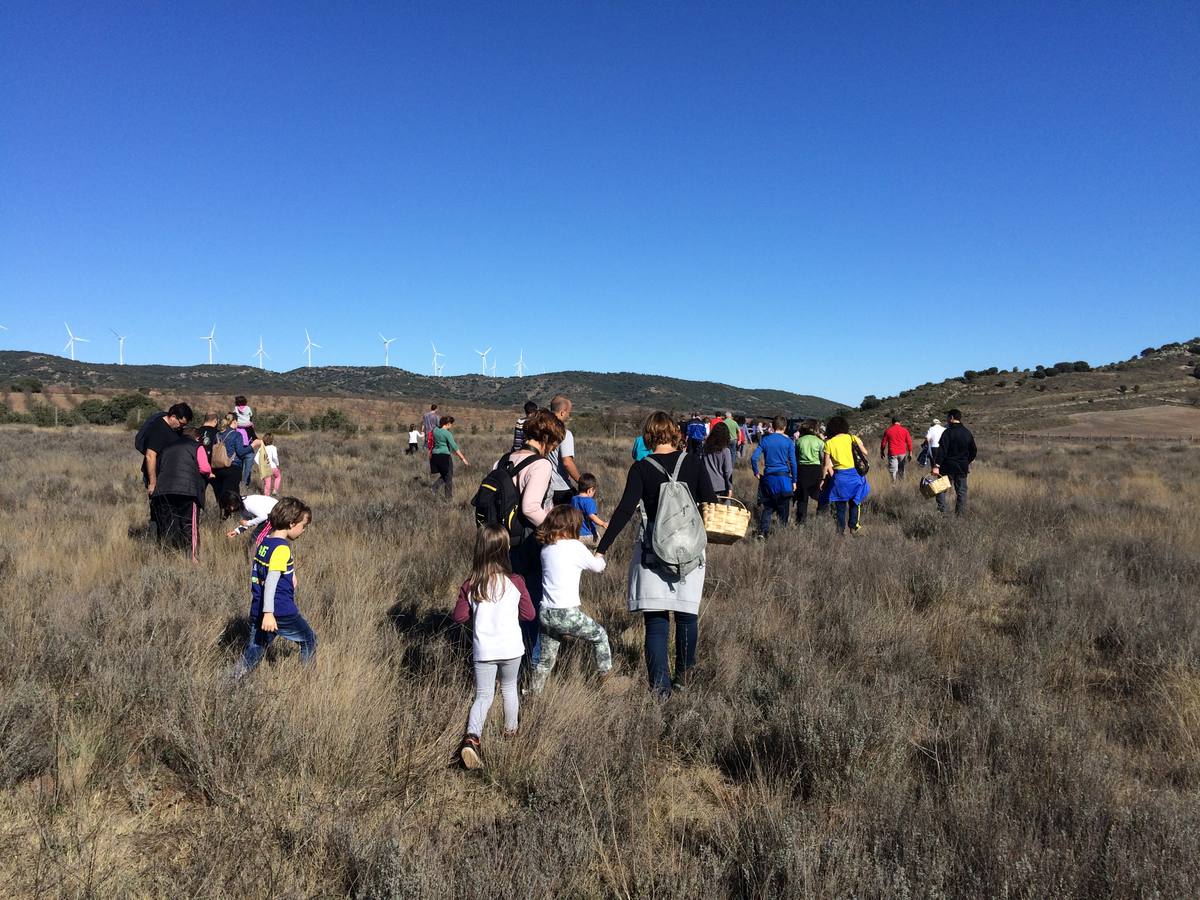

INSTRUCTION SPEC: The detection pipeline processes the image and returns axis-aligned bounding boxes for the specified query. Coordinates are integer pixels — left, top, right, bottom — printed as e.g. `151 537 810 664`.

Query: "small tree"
860 395 882 411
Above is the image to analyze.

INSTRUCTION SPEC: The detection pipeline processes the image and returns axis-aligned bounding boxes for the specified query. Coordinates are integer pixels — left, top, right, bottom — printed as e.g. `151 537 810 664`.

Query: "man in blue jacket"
751 416 798 537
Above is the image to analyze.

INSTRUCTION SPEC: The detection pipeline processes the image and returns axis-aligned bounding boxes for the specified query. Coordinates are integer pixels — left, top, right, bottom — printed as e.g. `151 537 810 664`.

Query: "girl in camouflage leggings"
530 505 612 693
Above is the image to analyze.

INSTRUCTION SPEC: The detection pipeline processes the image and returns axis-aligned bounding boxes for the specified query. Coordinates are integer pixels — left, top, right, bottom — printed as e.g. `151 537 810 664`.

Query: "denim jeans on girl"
643 610 698 697
238 613 318 675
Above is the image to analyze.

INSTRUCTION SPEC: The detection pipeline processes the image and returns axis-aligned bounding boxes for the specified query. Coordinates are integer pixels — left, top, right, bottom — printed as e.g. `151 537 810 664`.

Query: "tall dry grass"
1 426 1198 897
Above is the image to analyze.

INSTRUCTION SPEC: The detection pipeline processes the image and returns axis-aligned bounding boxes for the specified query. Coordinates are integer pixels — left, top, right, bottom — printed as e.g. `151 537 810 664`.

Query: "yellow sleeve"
267 544 292 572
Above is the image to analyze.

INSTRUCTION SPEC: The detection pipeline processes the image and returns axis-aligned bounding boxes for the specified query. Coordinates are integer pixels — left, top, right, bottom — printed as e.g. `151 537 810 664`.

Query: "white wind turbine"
200 324 218 364
111 328 127 365
303 329 321 368
254 336 270 370
490 358 497 378
431 341 445 376
380 332 397 367
514 349 526 377
475 346 492 375
63 322 89 361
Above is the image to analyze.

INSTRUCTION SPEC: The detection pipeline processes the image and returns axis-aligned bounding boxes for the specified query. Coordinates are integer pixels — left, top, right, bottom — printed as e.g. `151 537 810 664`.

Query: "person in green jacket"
793 419 826 524
430 416 470 498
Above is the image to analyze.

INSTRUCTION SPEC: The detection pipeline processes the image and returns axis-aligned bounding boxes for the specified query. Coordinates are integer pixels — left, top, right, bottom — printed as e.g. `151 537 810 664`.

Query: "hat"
932 418 941 425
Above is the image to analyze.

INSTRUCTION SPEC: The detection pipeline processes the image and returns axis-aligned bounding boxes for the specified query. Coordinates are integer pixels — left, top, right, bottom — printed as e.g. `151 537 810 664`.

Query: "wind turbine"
111 328 127 365
200 324 218 364
475 346 492 375
515 349 526 377
431 341 445 376
380 333 396 367
63 322 89 361
303 329 321 368
490 359 497 378
254 336 270 370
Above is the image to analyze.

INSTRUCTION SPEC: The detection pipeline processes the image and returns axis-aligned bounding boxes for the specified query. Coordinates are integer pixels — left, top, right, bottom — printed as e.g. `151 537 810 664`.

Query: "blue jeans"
644 610 698 696
757 483 792 536
833 501 861 533
936 474 969 515
238 613 318 674
511 537 544 667
241 455 254 487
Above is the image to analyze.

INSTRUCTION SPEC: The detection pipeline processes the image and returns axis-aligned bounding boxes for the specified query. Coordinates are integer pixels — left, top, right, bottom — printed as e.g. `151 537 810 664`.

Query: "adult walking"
750 415 797 537
497 409 565 666
925 418 946 468
820 416 871 535
932 409 977 516
216 413 256 500
430 416 469 498
596 412 717 697
793 418 825 525
700 420 733 498
150 427 211 560
880 416 913 483
422 404 440 458
546 394 581 506
137 402 192 536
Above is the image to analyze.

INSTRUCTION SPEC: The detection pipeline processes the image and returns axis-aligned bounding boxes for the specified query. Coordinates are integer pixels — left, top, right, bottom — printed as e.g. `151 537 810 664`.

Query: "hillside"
852 338 1200 438
0 352 841 418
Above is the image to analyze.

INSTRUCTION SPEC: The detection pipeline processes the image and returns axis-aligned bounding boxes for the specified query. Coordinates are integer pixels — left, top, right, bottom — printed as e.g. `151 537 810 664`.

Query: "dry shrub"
0 427 1198 895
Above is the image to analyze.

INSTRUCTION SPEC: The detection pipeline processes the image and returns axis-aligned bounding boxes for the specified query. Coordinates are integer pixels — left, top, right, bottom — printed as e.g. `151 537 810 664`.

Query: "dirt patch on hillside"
1039 404 1200 439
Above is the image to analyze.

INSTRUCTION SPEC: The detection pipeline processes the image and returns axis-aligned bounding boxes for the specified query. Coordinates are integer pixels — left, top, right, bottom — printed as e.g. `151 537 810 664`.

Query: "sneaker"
459 734 483 770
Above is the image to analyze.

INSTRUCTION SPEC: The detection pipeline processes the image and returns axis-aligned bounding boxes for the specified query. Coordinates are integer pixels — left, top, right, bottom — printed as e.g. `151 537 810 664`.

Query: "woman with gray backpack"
596 411 717 697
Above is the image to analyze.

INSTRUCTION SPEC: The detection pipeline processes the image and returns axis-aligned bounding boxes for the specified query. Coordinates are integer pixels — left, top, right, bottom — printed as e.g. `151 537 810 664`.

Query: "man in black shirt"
139 402 193 534
931 408 977 516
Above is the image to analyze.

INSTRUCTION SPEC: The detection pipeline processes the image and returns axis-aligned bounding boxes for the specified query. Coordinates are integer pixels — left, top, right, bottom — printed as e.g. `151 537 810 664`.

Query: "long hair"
826 416 850 438
469 525 513 603
703 421 730 454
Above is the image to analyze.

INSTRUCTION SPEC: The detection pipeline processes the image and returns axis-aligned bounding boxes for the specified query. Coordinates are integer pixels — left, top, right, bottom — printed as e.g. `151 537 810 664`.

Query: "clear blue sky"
2 2 1197 405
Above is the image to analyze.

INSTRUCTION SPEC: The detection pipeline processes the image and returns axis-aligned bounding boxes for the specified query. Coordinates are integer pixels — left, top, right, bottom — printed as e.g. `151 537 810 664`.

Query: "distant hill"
851 338 1200 437
0 351 843 417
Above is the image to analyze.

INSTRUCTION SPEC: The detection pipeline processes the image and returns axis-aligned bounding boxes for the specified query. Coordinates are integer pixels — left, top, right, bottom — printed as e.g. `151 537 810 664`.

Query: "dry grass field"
1 425 1198 897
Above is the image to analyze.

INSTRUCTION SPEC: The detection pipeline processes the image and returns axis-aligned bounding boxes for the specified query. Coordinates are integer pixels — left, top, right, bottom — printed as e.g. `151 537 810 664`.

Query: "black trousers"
152 494 200 560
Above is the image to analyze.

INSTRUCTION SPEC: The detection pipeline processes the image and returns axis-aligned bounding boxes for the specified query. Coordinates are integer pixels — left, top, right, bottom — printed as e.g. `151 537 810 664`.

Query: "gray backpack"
641 453 707 581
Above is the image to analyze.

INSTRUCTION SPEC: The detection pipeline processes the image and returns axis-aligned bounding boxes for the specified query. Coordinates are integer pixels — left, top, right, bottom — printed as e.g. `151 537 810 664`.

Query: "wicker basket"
702 498 750 544
920 475 951 498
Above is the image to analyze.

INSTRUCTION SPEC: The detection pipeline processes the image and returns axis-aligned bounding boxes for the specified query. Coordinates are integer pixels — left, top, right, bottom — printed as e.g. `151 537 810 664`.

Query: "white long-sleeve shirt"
540 539 607 609
265 445 279 468
240 494 277 528
926 424 946 448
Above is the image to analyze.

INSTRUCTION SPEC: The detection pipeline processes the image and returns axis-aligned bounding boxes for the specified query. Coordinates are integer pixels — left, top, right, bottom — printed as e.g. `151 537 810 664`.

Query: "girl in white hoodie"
452 525 535 769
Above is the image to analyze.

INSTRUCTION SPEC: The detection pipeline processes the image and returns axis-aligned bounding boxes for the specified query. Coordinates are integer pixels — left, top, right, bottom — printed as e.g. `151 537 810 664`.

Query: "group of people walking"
131 389 977 773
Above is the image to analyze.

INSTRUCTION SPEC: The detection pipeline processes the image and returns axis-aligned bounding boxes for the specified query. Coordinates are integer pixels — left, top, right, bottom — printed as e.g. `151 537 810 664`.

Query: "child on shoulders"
530 505 610 693
570 472 608 545
452 525 535 770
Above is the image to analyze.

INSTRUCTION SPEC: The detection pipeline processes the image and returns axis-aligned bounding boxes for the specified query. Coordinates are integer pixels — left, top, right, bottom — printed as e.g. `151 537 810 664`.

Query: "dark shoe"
459 734 483 770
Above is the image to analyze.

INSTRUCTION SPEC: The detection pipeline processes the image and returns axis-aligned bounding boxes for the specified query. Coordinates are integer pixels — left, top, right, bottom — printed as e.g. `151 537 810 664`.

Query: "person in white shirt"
924 418 946 465
222 492 278 543
406 424 421 456
260 433 282 496
452 526 535 770
530 505 611 693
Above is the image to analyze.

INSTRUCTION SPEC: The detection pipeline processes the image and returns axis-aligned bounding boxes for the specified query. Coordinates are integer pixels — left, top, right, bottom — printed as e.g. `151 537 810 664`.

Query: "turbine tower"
514 349 526 377
380 333 396 367
63 322 89 361
254 336 270 370
200 324 218 364
431 341 445 376
303 329 321 368
490 359 497 378
111 328 127 365
475 346 492 375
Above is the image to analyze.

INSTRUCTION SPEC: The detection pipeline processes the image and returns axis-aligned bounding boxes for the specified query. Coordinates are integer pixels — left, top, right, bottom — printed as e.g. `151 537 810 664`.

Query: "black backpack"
472 454 541 546
134 411 167 454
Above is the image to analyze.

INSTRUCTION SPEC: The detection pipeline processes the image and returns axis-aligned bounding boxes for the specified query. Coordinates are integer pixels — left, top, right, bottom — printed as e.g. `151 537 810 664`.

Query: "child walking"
237 497 317 676
570 473 608 544
530 505 611 693
406 424 420 456
261 433 281 496
452 525 535 770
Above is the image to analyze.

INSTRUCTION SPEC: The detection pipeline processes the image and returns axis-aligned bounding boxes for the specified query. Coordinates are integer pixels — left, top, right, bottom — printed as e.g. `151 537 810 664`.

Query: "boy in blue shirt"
237 497 317 676
751 416 798 538
570 473 608 544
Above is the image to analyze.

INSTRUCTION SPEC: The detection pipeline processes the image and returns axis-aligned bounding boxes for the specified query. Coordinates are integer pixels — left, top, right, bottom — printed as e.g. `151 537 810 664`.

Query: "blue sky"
2 2 1197 405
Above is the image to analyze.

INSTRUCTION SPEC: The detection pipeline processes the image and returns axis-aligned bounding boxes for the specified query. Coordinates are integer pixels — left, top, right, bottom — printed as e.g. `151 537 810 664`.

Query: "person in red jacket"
880 417 913 483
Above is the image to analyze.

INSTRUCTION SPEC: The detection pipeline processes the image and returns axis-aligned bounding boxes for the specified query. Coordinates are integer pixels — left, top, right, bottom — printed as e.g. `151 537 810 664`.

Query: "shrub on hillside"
1141 347 1157 357
860 395 882 411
